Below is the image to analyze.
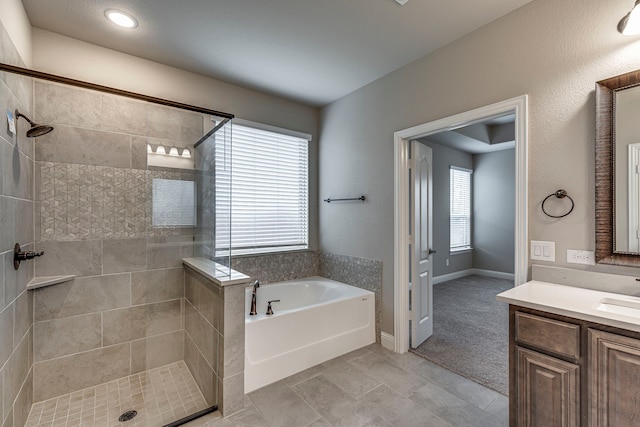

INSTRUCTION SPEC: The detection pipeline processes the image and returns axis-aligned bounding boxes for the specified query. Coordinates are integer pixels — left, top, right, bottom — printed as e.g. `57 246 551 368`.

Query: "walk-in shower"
0 62 234 427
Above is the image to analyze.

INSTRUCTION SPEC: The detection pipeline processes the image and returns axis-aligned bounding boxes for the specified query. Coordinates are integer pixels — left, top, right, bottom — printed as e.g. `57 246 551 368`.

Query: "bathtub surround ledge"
183 258 250 287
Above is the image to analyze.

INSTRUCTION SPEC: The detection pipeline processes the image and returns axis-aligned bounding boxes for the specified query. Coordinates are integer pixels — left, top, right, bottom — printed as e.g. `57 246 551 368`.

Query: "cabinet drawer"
515 312 580 359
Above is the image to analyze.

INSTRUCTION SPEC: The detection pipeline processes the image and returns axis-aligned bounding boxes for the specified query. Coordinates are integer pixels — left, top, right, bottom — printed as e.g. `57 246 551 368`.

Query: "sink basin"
594 297 640 318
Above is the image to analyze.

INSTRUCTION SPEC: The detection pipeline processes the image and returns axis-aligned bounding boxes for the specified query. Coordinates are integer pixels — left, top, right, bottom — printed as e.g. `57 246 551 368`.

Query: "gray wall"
418 141 515 278
473 149 515 274
0 17 35 427
419 140 473 277
319 0 640 335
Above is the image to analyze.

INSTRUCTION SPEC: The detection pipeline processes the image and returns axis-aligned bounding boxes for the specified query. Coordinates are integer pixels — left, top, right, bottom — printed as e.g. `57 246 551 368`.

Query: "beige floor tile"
24 361 210 427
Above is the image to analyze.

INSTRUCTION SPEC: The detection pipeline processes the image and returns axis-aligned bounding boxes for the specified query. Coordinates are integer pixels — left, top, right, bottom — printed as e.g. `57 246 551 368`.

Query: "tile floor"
23 344 508 427
24 361 208 427
187 344 509 427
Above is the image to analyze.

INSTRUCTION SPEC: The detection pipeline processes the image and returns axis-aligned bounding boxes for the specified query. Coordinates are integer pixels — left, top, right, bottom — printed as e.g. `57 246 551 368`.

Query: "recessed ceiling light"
105 9 138 29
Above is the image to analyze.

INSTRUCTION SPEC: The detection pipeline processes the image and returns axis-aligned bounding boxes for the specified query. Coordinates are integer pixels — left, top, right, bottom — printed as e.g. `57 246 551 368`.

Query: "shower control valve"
14 243 44 270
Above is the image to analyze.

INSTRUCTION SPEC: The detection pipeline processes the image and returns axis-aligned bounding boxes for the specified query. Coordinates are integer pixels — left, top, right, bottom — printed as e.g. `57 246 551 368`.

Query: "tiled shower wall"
0 22 36 427
183 267 245 416
31 80 205 403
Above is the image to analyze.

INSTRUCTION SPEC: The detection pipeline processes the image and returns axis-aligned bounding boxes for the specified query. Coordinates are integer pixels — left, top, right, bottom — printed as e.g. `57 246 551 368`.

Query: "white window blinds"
215 123 309 256
450 166 472 251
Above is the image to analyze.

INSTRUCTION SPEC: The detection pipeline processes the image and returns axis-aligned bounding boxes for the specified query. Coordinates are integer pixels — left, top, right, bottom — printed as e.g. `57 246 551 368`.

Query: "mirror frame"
596 69 640 266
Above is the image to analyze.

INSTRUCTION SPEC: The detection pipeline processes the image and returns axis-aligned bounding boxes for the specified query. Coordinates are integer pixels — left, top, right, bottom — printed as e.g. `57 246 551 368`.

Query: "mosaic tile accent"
24 361 208 427
231 251 319 284
320 252 382 343
39 163 195 241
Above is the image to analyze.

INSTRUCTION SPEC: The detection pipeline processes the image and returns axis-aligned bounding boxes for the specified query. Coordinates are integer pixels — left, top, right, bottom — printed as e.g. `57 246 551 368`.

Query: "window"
215 122 310 256
450 166 472 251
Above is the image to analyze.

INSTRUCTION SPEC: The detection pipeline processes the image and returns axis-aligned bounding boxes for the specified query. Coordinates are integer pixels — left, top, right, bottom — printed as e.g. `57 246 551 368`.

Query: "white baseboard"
432 269 473 284
433 268 514 284
472 268 515 281
381 332 395 351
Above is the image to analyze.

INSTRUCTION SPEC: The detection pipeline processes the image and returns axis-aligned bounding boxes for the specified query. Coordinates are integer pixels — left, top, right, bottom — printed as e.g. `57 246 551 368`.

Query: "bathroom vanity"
498 281 640 426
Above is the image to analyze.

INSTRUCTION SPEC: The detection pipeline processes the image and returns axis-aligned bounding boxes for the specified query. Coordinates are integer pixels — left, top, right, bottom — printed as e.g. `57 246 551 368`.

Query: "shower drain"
119 410 138 422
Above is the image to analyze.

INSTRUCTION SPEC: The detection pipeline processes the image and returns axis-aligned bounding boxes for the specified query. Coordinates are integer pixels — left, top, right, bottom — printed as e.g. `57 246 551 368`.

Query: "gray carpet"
409 274 511 395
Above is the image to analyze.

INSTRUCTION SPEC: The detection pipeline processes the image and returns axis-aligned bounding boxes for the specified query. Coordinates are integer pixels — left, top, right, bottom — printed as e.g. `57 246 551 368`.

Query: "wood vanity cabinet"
589 329 640 426
510 306 640 426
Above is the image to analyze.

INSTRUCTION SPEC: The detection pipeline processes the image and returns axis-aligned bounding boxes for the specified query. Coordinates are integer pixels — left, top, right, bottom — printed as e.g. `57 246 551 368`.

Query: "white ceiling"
22 0 533 107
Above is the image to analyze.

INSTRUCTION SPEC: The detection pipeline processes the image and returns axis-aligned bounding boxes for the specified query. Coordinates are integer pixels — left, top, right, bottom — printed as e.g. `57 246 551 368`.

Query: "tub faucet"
249 280 260 315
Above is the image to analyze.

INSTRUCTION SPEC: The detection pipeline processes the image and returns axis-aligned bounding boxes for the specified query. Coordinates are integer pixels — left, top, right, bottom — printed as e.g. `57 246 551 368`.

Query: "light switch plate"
531 240 555 262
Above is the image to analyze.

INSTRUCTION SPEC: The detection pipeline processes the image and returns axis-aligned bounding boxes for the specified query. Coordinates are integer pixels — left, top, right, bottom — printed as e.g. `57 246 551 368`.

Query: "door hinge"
408 310 414 321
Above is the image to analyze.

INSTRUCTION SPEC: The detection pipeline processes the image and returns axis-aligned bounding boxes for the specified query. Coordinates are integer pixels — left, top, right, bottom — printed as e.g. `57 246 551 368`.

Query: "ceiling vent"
394 0 410 5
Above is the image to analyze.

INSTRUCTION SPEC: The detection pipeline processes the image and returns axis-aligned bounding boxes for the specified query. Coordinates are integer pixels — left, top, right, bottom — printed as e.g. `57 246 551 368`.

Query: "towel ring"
541 189 574 218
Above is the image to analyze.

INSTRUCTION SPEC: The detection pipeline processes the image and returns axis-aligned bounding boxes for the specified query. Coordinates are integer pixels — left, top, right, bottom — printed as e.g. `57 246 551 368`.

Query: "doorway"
392 95 528 354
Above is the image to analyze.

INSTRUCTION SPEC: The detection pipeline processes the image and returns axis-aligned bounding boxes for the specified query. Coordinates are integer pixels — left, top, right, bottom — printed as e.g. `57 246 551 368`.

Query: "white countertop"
497 281 640 333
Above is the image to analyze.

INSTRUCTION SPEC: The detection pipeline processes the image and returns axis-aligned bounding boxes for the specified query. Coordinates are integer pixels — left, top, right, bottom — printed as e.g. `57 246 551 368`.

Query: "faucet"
266 299 280 316
249 280 260 315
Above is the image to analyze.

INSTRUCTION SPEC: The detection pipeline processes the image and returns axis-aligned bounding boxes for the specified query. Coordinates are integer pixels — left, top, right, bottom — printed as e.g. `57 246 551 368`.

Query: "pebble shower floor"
24 361 208 427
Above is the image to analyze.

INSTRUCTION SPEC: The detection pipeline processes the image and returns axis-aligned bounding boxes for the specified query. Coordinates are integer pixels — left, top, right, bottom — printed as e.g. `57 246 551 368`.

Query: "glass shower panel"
194 116 232 275
17 69 232 427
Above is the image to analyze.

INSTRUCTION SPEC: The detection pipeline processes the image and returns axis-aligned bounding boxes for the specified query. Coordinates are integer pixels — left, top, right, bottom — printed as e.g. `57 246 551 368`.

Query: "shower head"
15 109 54 138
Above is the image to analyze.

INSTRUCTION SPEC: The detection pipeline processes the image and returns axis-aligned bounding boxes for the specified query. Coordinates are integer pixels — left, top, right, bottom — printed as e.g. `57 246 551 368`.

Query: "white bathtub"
244 276 375 393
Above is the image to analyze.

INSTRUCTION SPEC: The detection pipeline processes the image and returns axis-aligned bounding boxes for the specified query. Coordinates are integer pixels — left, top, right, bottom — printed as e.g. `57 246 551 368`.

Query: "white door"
411 141 433 348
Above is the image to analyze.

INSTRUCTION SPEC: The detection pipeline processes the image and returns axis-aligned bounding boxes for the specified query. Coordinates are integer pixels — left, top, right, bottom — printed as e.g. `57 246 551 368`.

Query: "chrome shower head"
15 109 54 138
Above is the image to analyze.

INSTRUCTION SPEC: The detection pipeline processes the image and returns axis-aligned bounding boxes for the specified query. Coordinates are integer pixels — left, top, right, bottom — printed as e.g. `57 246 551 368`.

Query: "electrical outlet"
567 249 595 265
531 240 555 262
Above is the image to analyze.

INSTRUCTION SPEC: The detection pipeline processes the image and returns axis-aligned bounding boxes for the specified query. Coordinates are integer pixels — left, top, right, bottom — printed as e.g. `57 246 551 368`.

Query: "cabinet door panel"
517 347 580 427
589 329 640 427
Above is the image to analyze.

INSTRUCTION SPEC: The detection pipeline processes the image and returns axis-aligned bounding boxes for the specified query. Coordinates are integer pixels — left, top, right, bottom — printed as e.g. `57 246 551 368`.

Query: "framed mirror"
596 69 640 266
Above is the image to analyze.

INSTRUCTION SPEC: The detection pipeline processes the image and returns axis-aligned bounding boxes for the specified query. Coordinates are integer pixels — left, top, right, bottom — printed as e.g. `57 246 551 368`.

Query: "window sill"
450 247 473 255
216 247 312 258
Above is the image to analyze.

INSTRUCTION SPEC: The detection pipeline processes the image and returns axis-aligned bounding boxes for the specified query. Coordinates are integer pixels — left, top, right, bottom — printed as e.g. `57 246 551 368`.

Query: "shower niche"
0 63 236 427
